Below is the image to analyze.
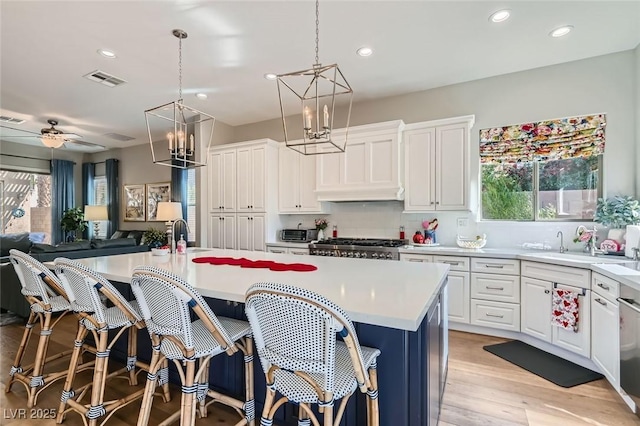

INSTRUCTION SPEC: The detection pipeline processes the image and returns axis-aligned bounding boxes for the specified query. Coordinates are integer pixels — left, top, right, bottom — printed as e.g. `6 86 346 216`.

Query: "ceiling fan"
0 119 105 150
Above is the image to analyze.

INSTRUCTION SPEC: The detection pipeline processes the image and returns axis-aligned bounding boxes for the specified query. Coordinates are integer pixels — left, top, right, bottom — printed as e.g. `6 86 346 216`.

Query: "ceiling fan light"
41 135 65 148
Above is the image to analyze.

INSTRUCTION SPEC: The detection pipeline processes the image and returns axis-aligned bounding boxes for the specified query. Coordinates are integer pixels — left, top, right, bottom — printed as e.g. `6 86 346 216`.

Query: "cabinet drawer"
400 253 433 263
471 258 520 275
433 256 470 271
521 261 590 289
289 248 310 256
591 272 619 301
470 299 520 331
471 273 520 303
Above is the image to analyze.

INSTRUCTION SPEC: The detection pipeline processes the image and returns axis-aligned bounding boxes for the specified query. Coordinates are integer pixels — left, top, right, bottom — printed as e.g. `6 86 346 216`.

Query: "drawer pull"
484 264 505 269
597 283 610 291
409 259 425 262
443 261 460 265
486 286 504 291
485 313 504 318
594 298 607 306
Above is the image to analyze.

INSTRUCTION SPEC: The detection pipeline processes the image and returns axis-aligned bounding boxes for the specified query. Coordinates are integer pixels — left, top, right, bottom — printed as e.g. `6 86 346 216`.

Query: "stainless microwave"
280 229 318 242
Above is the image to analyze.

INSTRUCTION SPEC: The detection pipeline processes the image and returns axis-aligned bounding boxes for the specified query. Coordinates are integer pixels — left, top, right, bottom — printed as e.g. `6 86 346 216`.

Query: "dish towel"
552 287 580 332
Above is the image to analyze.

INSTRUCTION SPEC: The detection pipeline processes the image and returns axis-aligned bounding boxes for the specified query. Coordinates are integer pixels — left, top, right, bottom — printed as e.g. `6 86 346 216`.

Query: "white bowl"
456 234 487 249
151 248 169 256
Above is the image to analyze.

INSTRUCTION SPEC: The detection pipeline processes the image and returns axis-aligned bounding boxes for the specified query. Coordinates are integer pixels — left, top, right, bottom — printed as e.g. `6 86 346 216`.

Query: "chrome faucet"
556 231 566 253
170 218 190 253
633 247 640 261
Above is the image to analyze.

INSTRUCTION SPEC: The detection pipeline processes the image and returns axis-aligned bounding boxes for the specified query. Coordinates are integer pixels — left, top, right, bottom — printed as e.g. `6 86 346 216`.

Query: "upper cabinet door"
436 123 468 210
404 128 436 212
298 152 321 212
278 145 300 213
208 151 223 212
251 145 267 212
236 147 252 212
222 149 236 211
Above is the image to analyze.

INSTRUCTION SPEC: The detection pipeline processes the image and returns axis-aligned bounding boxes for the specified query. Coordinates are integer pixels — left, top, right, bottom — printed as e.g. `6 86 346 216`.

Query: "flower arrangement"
143 227 167 248
594 196 640 228
573 227 596 244
315 218 328 231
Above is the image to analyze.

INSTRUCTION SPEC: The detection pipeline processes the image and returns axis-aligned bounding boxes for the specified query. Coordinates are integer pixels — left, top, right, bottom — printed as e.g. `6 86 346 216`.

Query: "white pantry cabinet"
208 213 236 250
237 213 266 252
237 144 267 212
278 144 325 213
403 115 475 212
208 149 236 212
315 121 404 201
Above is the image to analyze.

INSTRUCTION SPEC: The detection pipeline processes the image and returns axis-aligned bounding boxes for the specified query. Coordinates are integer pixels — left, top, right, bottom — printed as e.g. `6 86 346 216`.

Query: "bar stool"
245 282 381 426
53 257 171 426
6 250 93 407
130 266 255 426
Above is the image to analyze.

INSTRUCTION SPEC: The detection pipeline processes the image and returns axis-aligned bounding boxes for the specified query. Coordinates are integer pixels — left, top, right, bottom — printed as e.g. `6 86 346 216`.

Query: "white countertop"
64 248 449 332
591 262 640 291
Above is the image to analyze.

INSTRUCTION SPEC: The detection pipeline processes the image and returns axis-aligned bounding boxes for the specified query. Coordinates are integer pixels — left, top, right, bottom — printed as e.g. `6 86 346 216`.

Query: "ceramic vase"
318 228 325 240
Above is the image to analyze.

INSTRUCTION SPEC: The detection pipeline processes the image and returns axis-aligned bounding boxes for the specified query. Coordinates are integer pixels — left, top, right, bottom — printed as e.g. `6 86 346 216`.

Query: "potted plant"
142 227 167 248
60 207 87 242
594 196 640 228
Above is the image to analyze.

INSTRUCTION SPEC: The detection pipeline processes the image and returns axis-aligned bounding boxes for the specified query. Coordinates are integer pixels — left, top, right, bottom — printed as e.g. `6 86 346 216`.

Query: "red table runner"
192 256 317 272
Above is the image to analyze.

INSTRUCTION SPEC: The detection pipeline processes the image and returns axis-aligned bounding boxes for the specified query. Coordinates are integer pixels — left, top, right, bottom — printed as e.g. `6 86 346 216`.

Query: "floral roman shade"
479 114 606 164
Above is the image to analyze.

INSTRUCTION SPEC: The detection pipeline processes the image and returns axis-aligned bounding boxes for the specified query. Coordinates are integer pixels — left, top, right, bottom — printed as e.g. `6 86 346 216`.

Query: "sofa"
1 231 150 318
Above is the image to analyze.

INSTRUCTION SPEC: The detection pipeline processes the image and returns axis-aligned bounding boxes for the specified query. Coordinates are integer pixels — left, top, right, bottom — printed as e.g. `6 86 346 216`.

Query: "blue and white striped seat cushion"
30 295 70 313
81 300 142 330
160 316 251 360
271 342 380 404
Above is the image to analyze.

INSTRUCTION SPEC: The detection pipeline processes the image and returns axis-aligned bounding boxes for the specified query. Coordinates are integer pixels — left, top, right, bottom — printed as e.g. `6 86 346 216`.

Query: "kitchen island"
67 248 450 426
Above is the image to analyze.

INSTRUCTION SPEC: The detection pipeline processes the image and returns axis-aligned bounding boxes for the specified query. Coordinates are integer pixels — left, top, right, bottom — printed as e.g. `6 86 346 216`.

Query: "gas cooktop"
312 238 407 248
308 238 407 260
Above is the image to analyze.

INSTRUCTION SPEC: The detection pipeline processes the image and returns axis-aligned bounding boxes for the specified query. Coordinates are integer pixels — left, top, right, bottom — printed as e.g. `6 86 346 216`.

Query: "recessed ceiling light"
195 93 208 100
264 73 277 80
97 49 116 58
356 47 373 57
489 9 511 23
549 25 573 37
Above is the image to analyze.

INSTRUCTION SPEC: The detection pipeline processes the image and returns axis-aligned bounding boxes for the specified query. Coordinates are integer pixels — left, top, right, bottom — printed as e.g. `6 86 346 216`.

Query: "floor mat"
0 312 25 327
483 340 603 388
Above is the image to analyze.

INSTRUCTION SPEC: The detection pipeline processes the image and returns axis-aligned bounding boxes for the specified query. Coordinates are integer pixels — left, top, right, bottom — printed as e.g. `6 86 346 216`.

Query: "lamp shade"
41 135 65 149
84 205 108 221
156 202 183 221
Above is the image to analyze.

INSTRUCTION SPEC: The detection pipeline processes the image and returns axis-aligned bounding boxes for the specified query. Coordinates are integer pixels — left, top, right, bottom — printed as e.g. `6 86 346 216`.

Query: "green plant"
538 203 558 219
142 227 167 247
481 165 533 220
594 196 640 228
60 207 87 240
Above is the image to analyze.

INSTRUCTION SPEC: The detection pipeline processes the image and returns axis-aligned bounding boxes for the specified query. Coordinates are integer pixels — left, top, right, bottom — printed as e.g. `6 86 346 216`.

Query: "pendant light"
276 0 353 155
144 29 215 169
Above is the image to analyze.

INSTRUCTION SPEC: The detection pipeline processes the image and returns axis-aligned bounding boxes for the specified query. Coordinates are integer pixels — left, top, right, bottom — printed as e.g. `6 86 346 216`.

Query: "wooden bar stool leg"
6 312 37 393
260 386 276 426
298 404 311 426
197 358 210 418
86 329 110 426
56 324 89 424
181 359 197 426
136 346 163 426
127 326 138 386
160 358 171 403
27 312 53 407
244 336 255 426
367 365 379 426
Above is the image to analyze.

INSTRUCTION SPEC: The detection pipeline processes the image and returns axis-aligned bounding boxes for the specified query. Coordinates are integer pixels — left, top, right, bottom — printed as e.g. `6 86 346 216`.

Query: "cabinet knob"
544 289 550 294
435 201 440 205
430 201 435 205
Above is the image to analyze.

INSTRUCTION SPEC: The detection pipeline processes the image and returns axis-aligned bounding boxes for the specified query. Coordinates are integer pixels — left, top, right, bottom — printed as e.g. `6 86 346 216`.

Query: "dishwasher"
618 283 640 416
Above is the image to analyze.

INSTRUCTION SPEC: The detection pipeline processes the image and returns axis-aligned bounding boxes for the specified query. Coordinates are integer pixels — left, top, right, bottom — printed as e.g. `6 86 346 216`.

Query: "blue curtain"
171 163 188 243
51 159 75 244
82 162 95 239
105 159 119 238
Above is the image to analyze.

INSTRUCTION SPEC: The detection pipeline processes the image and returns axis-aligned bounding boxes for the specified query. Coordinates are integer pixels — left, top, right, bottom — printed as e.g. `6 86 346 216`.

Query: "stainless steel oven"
618 283 640 417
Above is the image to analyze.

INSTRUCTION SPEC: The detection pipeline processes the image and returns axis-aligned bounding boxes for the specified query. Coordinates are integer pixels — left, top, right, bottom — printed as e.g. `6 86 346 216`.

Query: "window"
481 156 601 221
0 170 52 242
93 176 108 238
186 168 196 242
480 114 605 221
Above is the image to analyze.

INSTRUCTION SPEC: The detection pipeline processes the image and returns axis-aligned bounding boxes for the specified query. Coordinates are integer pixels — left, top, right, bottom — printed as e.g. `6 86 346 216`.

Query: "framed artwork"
146 182 171 221
123 184 146 221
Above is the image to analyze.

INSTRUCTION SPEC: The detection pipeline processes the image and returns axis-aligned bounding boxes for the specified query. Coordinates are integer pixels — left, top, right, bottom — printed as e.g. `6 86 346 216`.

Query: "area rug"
0 312 25 327
483 340 603 388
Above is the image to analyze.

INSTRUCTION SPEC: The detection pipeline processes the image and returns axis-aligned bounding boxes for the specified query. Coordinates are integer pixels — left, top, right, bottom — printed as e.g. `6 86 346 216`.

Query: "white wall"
636 44 640 198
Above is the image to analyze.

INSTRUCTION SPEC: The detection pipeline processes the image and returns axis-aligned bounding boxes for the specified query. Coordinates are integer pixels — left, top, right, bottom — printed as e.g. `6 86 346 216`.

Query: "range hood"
314 120 405 202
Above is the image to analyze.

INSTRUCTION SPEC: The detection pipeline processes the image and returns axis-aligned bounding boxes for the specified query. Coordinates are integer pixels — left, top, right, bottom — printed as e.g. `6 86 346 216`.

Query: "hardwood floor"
1 316 638 425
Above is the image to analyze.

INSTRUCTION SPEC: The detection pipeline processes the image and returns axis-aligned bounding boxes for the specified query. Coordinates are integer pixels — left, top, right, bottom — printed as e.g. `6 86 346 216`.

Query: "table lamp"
84 205 108 239
156 202 183 249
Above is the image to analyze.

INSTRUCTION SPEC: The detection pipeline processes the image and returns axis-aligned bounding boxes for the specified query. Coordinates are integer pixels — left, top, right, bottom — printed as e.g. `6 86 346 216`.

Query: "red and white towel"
552 287 580 332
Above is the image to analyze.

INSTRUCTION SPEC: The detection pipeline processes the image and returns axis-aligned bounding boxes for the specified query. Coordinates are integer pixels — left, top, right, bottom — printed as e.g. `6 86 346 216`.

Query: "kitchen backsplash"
279 201 601 252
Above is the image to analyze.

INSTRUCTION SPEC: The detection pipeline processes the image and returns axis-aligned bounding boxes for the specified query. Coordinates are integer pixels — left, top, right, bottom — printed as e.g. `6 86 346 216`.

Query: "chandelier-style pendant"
145 29 215 169
276 0 353 155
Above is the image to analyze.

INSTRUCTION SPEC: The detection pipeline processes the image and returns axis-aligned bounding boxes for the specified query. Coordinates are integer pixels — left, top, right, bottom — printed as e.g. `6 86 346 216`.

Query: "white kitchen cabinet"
278 144 324 213
400 253 470 324
521 263 591 358
591 273 620 389
237 144 266 212
237 213 266 252
266 243 310 256
208 213 236 249
315 121 404 201
208 149 236 212
403 116 474 212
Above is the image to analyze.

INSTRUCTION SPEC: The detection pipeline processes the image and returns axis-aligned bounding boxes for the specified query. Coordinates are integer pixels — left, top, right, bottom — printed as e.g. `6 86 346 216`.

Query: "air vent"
103 132 135 141
0 115 26 124
83 70 127 87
